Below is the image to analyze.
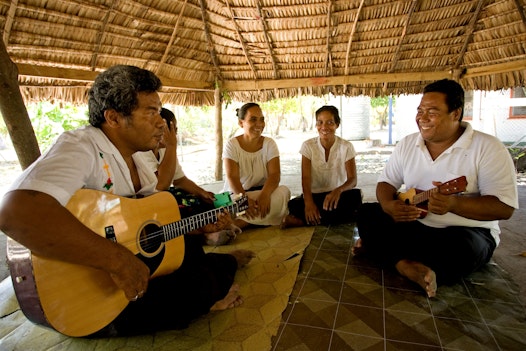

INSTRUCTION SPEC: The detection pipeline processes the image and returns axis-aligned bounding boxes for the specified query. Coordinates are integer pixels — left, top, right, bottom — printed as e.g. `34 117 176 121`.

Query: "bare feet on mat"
229 249 256 267
204 224 243 246
204 228 236 247
210 284 244 311
280 214 304 229
395 259 437 297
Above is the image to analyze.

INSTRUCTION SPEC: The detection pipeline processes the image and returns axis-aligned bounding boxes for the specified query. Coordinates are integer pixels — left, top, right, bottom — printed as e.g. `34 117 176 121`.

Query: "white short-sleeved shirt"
300 136 356 193
139 148 185 183
222 137 280 191
7 126 162 205
378 122 519 244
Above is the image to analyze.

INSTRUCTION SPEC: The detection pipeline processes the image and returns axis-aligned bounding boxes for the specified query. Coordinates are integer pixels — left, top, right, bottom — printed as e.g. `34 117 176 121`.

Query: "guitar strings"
113 205 241 251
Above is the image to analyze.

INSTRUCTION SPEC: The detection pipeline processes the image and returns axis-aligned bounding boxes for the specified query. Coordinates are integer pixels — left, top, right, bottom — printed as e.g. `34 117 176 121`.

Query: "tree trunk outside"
0 39 40 170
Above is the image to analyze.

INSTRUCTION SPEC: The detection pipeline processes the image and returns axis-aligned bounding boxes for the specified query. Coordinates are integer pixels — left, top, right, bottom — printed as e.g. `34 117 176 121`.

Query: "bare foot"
210 284 244 311
204 229 236 246
229 249 256 267
280 214 304 229
395 259 437 297
351 237 364 255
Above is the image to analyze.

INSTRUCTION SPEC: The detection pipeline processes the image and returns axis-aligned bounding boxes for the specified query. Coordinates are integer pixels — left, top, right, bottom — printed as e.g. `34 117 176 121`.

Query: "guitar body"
397 187 429 217
7 190 184 337
397 187 418 205
397 176 468 218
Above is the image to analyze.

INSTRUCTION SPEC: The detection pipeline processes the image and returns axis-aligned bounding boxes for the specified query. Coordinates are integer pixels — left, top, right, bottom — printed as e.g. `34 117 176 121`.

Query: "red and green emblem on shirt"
100 152 113 191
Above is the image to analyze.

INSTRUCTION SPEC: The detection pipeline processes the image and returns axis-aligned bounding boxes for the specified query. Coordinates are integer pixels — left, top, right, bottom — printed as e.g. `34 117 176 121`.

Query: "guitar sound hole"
139 223 163 254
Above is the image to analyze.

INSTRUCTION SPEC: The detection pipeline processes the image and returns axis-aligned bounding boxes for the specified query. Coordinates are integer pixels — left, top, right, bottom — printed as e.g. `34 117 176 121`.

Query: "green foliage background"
0 96 394 150
27 102 89 151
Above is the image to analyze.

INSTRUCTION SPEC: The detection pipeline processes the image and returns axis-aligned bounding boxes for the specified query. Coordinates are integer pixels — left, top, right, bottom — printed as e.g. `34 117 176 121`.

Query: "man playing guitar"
0 65 254 337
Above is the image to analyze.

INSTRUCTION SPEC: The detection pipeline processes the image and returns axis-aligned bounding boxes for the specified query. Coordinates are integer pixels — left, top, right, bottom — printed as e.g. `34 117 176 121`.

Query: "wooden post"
0 39 40 170
214 85 223 181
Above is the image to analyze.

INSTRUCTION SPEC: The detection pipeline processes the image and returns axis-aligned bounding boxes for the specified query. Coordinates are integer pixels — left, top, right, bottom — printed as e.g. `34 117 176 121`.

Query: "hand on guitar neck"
397 176 467 218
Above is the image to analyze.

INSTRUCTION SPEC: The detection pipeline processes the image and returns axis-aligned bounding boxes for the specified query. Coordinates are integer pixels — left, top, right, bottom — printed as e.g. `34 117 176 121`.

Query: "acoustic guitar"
397 176 467 217
6 189 248 337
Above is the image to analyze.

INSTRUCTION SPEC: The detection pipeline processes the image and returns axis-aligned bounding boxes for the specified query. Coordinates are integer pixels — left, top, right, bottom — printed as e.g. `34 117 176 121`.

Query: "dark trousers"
288 188 362 226
356 203 496 285
93 230 237 337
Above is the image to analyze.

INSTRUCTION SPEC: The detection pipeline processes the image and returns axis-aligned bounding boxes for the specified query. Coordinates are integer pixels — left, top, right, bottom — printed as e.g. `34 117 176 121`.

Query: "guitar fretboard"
413 188 437 204
412 178 465 205
161 202 238 240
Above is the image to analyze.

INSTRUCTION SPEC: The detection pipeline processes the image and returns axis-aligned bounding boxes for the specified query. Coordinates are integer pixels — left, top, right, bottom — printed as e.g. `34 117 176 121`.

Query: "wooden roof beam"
344 0 365 76
255 1 279 79
90 3 115 71
513 0 526 26
223 58 526 91
454 0 485 74
16 63 214 91
158 0 188 72
388 0 419 74
198 0 222 81
224 0 257 79
325 0 334 76
17 58 526 92
2 0 18 45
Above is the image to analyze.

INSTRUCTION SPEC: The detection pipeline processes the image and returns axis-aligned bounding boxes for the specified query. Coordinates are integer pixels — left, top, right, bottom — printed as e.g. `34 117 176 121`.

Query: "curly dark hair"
315 105 341 125
423 79 465 121
88 65 162 127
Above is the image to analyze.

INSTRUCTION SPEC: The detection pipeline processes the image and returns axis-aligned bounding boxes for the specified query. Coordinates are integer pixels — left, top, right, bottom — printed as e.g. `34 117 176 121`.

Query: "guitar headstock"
231 193 249 216
438 176 467 195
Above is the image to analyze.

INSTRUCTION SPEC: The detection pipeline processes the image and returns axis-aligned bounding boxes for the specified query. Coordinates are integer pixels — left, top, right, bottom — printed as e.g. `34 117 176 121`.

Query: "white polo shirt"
379 122 518 244
8 126 163 206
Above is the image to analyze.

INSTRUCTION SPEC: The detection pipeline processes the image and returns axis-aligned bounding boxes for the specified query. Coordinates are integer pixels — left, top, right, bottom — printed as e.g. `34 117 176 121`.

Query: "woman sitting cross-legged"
223 102 291 229
281 105 362 228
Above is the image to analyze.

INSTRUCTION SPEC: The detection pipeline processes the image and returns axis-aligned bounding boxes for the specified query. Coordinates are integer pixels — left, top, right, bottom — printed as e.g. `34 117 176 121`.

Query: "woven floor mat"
0 225 314 351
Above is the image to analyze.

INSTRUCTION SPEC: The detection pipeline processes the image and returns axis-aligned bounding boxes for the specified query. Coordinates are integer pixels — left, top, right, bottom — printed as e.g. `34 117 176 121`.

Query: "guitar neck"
162 202 238 240
411 176 467 205
413 187 437 205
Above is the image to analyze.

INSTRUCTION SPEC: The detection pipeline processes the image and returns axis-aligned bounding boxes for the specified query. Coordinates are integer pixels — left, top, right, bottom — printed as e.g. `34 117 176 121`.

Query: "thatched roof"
2 0 526 106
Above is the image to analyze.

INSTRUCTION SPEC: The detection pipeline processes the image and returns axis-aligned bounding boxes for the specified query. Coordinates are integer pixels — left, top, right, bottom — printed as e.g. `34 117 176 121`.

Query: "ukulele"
397 176 467 218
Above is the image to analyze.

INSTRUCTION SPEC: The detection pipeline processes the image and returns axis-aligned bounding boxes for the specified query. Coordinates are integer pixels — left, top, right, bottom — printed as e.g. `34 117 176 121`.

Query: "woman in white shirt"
281 105 362 228
223 103 291 228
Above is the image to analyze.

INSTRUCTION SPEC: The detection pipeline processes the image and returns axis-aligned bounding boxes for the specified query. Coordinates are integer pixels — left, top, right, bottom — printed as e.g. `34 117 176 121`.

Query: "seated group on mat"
0 65 517 337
